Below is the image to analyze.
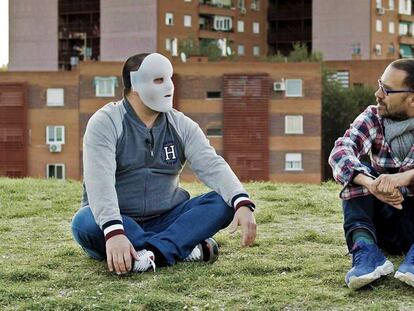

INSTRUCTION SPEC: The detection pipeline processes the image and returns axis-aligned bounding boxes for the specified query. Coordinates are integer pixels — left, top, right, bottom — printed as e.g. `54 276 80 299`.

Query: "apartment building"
8 0 268 71
313 0 414 61
0 71 80 179
267 0 312 56
0 60 322 183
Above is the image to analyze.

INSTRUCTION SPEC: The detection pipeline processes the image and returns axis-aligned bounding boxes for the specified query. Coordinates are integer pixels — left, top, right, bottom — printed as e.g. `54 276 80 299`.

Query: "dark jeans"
71 191 234 265
343 194 414 255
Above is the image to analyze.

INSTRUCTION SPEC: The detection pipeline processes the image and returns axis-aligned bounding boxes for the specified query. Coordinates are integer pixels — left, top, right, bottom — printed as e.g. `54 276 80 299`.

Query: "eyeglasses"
378 80 414 96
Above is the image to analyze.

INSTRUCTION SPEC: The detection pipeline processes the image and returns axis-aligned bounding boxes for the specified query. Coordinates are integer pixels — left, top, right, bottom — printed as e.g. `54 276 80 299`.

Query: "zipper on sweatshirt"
149 129 155 157
145 129 155 158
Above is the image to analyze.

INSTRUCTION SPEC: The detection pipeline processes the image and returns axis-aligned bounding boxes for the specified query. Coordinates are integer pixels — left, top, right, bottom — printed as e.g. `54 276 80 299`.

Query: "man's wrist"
238 204 255 212
102 220 125 242
232 194 255 212
352 172 374 189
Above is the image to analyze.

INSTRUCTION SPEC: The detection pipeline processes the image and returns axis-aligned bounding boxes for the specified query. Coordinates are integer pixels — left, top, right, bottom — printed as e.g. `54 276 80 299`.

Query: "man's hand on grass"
228 206 257 247
106 235 138 275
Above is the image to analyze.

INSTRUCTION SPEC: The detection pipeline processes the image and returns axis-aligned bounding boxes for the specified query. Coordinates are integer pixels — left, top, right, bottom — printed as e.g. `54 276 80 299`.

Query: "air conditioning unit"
49 143 62 153
273 80 286 92
240 7 246 14
376 7 385 14
251 2 257 10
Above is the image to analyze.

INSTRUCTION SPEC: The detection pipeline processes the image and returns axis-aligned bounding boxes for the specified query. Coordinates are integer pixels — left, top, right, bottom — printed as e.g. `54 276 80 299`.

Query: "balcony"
267 30 311 44
199 3 237 17
399 13 414 23
399 34 414 45
59 0 99 14
199 30 235 40
268 5 312 21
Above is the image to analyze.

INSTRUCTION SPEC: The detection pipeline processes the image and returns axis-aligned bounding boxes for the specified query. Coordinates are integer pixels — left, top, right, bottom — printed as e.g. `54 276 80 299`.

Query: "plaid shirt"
329 105 414 200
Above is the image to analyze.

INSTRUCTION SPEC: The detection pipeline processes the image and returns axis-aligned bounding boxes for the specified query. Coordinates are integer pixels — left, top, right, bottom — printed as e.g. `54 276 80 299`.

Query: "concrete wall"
100 0 157 61
9 0 58 71
312 0 371 60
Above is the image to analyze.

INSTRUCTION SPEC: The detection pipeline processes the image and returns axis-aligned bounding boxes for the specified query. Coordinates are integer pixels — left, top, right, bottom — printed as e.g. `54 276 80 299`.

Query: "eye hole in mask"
153 78 164 84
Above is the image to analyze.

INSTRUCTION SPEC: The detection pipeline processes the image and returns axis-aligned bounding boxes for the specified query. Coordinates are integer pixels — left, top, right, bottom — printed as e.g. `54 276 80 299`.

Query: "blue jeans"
343 194 414 255
71 191 234 265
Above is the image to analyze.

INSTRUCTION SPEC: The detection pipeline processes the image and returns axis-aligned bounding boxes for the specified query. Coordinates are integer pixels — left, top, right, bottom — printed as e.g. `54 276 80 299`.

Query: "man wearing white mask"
71 53 257 275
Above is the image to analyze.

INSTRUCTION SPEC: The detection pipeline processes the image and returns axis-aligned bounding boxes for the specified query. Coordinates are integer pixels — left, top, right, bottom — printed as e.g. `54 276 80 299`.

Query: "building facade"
313 0 414 61
0 60 322 183
9 0 268 71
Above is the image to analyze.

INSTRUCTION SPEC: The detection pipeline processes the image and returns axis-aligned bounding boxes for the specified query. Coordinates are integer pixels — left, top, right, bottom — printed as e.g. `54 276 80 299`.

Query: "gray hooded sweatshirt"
81 99 254 238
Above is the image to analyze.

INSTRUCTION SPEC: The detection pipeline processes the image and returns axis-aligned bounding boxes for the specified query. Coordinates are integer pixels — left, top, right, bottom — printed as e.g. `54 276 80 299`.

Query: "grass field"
0 178 413 310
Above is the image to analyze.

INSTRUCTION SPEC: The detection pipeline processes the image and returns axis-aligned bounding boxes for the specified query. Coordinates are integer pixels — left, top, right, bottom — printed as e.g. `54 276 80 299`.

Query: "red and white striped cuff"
102 222 125 242
233 196 255 212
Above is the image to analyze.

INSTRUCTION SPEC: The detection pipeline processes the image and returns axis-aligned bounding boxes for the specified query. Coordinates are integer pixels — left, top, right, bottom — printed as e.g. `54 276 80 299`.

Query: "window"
389 0 394 10
46 126 65 144
352 43 361 55
94 77 118 97
285 79 302 97
165 13 174 25
285 153 302 171
184 0 192 2
253 45 260 56
388 44 395 54
376 19 382 32
214 16 232 31
46 88 64 107
376 0 382 8
285 116 303 134
251 0 260 10
389 21 395 33
237 45 245 55
206 91 222 99
206 128 222 136
399 0 411 14
166 38 172 51
237 20 244 32
375 44 382 56
399 23 410 35
166 38 178 56
252 22 260 34
400 44 414 58
329 71 349 88
47 164 65 180
184 15 192 27
237 0 245 9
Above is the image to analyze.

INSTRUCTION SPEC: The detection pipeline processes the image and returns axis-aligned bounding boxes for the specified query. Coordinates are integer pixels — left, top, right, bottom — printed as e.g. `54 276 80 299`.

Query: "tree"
266 42 323 63
322 68 376 180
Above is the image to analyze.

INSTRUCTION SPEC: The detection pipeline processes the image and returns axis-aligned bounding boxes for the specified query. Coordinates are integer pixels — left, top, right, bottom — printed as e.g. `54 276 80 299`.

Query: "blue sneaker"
395 244 414 287
345 241 394 290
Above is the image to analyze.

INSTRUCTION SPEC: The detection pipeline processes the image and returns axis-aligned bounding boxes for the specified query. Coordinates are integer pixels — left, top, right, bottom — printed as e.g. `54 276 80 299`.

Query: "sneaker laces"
132 250 156 272
348 243 364 267
183 245 202 262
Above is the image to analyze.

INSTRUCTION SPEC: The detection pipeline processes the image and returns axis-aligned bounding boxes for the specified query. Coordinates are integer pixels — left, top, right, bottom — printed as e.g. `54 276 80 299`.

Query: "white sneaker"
183 238 219 263
132 250 156 272
184 244 203 262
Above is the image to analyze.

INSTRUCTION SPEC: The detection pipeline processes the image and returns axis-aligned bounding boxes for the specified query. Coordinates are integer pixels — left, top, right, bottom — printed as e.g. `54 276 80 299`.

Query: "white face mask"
130 53 174 112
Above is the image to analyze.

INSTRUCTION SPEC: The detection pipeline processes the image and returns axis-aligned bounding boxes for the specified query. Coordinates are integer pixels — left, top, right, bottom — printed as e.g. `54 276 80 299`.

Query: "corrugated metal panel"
223 74 269 181
0 83 27 177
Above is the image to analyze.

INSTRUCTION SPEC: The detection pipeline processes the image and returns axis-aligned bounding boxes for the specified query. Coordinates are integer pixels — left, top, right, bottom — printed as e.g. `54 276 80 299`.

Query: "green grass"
0 178 413 310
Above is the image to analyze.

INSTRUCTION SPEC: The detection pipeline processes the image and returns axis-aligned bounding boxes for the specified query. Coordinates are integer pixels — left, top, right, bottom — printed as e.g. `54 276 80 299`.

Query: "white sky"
0 0 8 67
